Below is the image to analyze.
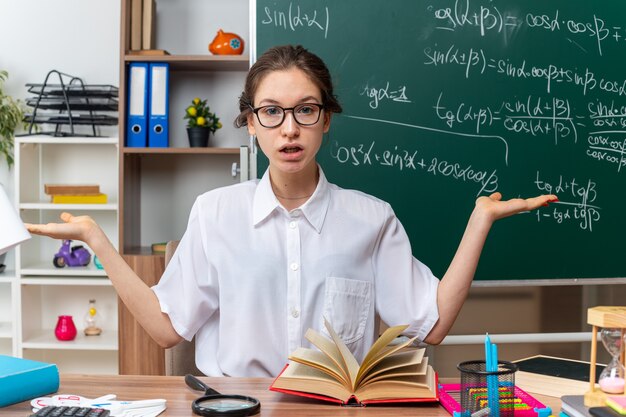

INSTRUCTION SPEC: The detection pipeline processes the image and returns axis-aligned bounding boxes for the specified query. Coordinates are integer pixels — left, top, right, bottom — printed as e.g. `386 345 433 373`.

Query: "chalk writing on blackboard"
343 114 510 165
330 139 500 196
359 82 412 110
533 171 601 231
428 2 620 57
261 2 330 39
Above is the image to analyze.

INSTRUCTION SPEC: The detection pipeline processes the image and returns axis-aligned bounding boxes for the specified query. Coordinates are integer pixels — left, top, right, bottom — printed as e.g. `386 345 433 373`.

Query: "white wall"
0 0 121 268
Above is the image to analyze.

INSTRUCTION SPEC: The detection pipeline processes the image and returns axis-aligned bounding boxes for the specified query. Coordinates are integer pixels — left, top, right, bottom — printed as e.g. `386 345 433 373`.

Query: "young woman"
26 45 557 377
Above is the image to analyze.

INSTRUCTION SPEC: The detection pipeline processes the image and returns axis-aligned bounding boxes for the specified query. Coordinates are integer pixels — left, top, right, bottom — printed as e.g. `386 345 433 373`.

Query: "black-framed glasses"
249 103 324 128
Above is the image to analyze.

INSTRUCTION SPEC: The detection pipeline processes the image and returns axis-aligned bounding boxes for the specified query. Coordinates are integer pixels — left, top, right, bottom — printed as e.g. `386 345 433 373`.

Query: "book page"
354 365 436 402
356 333 419 386
323 318 360 388
272 362 352 402
361 355 428 385
305 328 350 385
288 347 350 388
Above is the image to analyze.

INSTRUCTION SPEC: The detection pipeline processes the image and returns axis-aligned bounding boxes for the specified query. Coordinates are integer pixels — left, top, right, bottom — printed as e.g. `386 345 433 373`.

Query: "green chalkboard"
256 0 626 281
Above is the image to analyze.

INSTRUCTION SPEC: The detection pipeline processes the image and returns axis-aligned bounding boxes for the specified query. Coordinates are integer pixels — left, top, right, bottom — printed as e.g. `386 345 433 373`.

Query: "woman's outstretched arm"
424 192 558 344
26 213 183 348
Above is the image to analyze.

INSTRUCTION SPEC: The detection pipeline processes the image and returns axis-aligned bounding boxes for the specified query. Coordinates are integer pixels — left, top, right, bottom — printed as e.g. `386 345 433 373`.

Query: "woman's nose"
281 111 300 136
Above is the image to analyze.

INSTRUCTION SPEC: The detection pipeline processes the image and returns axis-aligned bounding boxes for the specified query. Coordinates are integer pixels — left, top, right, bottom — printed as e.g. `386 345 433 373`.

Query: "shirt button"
289 221 297 229
290 262 299 271
291 309 300 318
291 210 301 217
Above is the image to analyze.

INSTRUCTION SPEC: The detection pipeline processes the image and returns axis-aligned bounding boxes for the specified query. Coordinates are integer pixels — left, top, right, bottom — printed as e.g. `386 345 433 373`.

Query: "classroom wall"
0 0 121 269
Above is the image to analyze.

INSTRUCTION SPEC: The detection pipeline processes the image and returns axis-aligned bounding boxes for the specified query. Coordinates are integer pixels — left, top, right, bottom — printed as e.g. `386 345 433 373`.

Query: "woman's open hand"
25 212 100 245
475 192 558 223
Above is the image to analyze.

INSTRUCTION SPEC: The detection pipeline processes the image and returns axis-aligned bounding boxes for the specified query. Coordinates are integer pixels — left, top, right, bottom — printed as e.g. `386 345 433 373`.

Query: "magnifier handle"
185 374 221 396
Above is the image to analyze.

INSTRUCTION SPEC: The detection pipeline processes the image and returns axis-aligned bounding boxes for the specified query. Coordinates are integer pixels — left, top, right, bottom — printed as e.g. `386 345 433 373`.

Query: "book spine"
0 364 59 407
44 185 100 195
51 194 108 204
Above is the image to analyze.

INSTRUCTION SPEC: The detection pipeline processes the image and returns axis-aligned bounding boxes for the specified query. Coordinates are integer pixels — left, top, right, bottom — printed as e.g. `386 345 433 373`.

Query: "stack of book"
44 184 107 204
513 355 602 397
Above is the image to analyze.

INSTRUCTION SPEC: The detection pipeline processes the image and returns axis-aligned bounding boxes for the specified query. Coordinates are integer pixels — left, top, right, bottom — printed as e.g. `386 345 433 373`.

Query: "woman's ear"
247 113 256 136
323 112 332 133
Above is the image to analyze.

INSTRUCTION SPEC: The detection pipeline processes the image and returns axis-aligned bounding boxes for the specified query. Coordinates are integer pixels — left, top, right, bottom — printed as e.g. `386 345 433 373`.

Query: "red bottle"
55 315 77 341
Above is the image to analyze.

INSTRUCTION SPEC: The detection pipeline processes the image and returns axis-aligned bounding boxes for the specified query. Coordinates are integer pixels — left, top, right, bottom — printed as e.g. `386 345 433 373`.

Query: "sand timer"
585 306 626 407
598 328 625 393
84 299 102 336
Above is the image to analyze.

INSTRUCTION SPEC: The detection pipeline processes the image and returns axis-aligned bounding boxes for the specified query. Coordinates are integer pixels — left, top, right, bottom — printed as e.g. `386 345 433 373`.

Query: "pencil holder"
457 360 518 417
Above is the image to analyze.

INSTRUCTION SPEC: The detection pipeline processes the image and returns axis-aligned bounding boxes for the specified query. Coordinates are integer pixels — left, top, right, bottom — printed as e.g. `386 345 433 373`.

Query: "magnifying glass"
185 374 261 417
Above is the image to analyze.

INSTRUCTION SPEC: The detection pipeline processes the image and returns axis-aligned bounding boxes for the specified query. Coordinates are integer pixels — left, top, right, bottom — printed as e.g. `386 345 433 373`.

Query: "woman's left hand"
475 192 558 223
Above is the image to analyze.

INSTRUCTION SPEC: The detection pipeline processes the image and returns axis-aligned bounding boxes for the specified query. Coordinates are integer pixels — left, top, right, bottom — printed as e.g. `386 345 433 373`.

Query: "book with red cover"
269 319 439 405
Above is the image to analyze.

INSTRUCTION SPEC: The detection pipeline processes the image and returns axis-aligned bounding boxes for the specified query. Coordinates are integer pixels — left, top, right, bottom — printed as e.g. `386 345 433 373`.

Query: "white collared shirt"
152 167 439 377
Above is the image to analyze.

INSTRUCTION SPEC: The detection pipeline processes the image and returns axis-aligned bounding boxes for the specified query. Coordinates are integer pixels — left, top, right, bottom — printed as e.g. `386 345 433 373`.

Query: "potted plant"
184 97 222 147
0 70 25 168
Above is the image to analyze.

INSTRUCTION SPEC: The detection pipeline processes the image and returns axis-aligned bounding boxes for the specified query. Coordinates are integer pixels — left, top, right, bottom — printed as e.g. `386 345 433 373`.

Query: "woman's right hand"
25 212 101 244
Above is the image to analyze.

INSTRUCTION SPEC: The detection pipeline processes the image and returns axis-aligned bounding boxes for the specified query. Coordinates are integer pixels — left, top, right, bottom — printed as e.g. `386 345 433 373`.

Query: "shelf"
22 330 118 351
0 271 16 282
122 147 240 155
0 322 11 338
123 246 166 257
20 202 118 211
124 54 249 71
20 276 112 286
20 263 108 278
17 135 119 145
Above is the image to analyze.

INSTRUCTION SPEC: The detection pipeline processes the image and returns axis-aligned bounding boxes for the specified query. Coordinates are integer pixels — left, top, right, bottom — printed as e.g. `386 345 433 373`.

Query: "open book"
270 319 438 405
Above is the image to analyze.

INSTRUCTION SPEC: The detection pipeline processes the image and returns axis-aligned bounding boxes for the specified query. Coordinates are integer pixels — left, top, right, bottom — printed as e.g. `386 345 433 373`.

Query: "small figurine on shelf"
84 299 102 336
208 29 245 55
53 239 91 268
94 255 103 270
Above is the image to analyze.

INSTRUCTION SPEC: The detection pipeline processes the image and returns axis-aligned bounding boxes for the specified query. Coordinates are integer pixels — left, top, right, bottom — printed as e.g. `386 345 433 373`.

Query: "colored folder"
126 62 149 147
0 355 59 407
148 62 169 147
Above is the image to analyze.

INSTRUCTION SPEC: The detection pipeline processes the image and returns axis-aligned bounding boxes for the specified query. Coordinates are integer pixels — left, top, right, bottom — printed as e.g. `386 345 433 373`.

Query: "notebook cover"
0 355 60 407
561 395 592 417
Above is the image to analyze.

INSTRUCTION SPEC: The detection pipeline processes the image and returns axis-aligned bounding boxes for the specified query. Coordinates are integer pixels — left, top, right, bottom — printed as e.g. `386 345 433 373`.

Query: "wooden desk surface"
0 375 562 417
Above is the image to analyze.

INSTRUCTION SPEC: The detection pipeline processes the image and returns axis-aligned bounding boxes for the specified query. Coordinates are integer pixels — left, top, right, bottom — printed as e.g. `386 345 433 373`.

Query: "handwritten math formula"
330 140 499 196
534 171 601 231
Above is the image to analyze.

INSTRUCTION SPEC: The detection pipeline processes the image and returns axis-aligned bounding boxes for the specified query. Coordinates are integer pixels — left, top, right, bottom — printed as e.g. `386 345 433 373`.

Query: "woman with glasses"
26 45 557 378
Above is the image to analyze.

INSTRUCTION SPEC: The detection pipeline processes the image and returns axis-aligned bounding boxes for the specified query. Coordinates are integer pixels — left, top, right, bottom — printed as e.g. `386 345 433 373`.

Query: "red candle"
55 315 77 341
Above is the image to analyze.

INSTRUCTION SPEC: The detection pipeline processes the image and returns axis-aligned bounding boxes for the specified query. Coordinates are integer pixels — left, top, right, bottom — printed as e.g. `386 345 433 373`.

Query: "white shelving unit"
0 271 15 356
11 135 119 374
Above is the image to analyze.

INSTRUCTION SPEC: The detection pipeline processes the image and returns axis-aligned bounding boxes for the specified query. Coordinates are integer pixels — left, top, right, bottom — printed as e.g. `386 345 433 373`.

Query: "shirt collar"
252 166 331 234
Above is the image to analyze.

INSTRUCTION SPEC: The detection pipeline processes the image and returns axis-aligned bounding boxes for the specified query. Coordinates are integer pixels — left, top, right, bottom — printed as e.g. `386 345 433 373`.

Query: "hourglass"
598 328 625 393
585 307 626 407
84 299 102 336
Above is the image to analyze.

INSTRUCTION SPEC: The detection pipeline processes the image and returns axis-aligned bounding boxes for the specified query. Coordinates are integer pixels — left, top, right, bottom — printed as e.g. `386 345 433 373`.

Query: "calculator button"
75 408 91 417
49 406 68 417
32 406 56 417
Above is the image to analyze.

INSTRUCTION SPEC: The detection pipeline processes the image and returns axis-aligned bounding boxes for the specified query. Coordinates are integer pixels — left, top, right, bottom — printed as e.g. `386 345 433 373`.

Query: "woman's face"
247 68 331 177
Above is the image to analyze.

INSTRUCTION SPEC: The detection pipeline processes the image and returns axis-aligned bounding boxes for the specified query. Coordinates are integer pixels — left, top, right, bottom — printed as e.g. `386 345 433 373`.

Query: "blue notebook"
0 355 59 407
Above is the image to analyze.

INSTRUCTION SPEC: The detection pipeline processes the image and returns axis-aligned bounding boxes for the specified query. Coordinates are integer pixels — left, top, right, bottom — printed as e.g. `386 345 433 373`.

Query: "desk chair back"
164 240 203 376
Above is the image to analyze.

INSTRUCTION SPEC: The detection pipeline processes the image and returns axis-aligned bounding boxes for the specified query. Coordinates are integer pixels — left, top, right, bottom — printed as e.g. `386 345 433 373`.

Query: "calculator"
30 406 110 417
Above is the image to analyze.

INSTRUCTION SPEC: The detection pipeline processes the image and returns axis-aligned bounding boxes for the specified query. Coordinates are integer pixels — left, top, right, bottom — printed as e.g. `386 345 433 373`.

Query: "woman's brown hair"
234 45 342 127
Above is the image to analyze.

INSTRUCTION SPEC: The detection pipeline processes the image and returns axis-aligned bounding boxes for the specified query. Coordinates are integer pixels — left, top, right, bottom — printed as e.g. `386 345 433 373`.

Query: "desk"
0 375 562 417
